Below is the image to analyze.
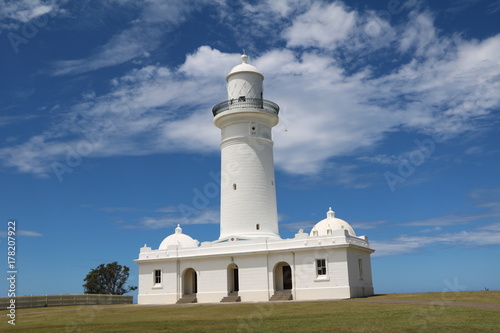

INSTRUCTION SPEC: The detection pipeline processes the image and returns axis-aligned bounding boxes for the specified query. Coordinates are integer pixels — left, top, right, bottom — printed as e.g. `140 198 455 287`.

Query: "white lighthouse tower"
212 54 280 240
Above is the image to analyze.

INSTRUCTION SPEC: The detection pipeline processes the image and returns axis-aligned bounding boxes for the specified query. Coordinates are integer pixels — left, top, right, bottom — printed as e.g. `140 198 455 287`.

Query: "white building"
135 54 374 304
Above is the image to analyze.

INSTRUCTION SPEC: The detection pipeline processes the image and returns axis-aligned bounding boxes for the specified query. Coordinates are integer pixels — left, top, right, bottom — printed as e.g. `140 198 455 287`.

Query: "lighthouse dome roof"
226 54 264 80
159 225 199 249
310 208 356 237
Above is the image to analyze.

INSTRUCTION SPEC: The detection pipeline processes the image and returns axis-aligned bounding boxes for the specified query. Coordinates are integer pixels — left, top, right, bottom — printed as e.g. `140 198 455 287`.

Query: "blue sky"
1 0 499 299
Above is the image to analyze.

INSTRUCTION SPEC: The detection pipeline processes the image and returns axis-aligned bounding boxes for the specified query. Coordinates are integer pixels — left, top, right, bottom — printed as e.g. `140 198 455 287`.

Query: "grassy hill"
1 291 499 332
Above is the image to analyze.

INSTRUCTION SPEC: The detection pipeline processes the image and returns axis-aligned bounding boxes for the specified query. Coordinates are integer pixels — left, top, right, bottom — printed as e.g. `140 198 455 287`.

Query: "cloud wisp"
371 188 500 256
50 0 209 76
372 229 500 257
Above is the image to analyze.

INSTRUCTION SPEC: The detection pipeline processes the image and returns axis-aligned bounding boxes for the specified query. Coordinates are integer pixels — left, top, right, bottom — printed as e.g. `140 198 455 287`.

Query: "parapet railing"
212 98 279 116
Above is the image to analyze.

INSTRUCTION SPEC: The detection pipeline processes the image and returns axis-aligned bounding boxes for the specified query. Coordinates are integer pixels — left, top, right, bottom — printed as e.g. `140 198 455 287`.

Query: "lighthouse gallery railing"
212 98 280 116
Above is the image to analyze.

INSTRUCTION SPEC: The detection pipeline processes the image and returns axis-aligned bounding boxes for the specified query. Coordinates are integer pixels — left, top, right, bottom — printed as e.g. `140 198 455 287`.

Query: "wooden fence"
1 294 133 309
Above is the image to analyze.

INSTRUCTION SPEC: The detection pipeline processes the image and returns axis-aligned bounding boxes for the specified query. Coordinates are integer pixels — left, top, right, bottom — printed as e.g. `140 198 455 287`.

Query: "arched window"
233 184 237 190
256 224 260 230
358 258 363 279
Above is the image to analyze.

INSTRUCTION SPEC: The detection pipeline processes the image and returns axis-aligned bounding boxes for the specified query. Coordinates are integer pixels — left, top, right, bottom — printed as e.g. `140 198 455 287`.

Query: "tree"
83 261 137 295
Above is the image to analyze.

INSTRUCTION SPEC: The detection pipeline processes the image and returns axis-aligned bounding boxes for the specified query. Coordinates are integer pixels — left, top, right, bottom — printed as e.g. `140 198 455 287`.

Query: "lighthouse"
212 54 280 240
136 53 375 305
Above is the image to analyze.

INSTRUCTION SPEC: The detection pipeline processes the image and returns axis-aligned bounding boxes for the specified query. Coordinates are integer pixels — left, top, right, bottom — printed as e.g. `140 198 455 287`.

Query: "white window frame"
153 269 162 288
315 259 328 281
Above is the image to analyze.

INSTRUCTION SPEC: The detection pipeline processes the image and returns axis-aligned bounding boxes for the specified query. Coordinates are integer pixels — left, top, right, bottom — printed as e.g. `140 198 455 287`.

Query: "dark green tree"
83 261 137 295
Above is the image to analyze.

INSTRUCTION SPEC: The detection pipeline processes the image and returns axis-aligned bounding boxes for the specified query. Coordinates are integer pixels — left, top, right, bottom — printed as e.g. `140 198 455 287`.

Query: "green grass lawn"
1 291 499 332
373 290 500 303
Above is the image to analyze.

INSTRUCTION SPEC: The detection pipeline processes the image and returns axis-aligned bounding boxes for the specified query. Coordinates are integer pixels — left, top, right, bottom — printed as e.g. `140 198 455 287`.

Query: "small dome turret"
159 224 199 249
310 207 356 237
226 54 264 81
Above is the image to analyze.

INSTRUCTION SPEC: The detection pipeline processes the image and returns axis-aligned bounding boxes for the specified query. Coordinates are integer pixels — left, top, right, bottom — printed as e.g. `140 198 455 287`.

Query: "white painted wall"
227 72 263 100
215 110 280 240
346 249 375 297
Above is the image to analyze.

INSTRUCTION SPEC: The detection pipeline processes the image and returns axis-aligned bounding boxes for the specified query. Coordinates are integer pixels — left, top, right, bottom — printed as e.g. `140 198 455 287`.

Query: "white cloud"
390 188 500 230
371 239 425 257
368 35 500 136
399 215 479 227
358 154 399 166
0 115 39 128
50 27 161 76
372 230 500 257
265 0 311 17
0 229 42 237
0 0 64 30
51 0 209 76
281 221 315 232
136 208 220 229
487 0 500 14
4 29 500 176
17 230 43 237
464 146 483 155
419 226 442 233
372 188 500 256
180 46 239 78
283 1 357 49
252 50 397 174
0 47 229 176
351 220 388 230
398 10 439 56
480 222 500 232
99 206 137 213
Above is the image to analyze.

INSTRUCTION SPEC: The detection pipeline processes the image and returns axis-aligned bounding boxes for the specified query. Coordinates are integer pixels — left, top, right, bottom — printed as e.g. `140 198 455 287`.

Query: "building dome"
159 225 198 250
310 208 356 237
226 54 264 81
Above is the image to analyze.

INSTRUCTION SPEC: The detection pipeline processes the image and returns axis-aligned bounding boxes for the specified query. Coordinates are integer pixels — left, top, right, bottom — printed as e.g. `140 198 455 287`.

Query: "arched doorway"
227 264 239 294
274 262 292 291
182 268 197 295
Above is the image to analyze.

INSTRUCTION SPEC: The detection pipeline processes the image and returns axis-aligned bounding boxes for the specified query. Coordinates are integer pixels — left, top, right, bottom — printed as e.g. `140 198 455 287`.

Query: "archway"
182 268 197 295
227 263 239 294
273 262 292 291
